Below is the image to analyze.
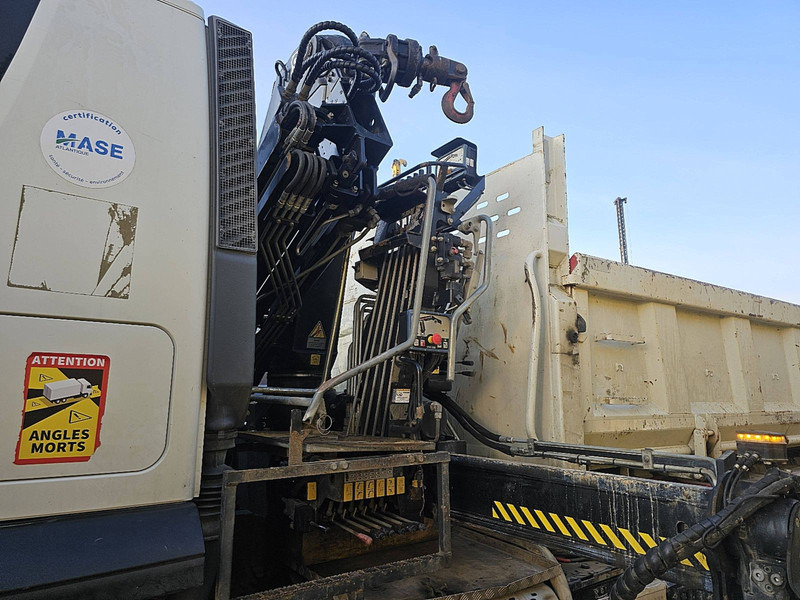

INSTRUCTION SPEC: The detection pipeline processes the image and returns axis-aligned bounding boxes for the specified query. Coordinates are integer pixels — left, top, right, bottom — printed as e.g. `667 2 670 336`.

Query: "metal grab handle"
447 214 493 381
303 176 438 424
442 80 474 124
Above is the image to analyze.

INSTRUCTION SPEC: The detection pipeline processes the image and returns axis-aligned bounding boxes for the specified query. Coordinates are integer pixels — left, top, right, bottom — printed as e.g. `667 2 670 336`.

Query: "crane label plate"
14 352 110 465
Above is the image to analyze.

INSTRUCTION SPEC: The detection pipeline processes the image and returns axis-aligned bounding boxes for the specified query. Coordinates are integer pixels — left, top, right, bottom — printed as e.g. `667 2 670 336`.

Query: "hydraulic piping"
524 250 544 439
303 176 438 424
446 214 493 381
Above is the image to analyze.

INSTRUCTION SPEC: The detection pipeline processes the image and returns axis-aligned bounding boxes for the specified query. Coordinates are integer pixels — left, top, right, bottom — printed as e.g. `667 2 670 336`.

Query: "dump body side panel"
564 253 800 455
446 128 800 457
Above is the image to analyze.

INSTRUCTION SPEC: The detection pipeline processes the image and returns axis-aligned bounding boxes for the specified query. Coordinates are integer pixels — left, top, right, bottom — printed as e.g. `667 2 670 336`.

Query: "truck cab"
1 1 214 595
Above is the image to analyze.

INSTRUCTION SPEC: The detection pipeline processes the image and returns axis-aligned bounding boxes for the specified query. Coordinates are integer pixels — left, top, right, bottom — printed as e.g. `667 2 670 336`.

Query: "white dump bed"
336 128 800 458
448 128 800 458
562 254 800 455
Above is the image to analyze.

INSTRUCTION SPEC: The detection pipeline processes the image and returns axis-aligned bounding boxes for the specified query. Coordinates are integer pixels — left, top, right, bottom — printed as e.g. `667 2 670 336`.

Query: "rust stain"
466 336 499 361
500 322 516 353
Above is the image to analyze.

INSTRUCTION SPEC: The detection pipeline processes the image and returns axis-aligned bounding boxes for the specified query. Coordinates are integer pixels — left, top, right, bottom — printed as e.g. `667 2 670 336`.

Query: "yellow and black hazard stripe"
491 500 709 571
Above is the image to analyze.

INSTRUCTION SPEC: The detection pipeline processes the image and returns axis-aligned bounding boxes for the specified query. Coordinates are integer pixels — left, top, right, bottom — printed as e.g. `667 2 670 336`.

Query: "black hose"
427 391 504 443
377 174 431 201
610 470 796 600
724 452 760 506
303 46 381 86
425 391 516 456
307 59 382 94
723 467 744 506
299 47 382 100
291 21 359 85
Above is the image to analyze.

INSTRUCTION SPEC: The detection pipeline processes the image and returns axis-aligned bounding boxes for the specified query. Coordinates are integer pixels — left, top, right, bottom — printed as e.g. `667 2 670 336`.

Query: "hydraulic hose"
299 46 382 100
426 391 516 456
610 470 797 600
290 21 359 87
303 46 381 87
302 59 382 99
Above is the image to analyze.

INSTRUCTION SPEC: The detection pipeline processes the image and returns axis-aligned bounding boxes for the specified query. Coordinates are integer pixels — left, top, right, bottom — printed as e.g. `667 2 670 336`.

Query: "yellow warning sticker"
306 321 327 350
306 481 317 501
14 352 110 464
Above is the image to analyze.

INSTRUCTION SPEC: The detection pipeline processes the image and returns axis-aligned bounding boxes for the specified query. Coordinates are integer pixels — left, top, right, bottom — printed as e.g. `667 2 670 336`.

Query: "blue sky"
199 1 800 302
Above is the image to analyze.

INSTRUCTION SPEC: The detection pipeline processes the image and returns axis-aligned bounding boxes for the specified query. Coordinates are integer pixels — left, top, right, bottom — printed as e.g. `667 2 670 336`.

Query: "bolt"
342 170 350 178
753 569 766 582
331 463 338 470
771 573 785 587
352 186 358 193
765 584 774 594
340 461 349 469
436 257 444 264
430 246 437 253
447 217 453 225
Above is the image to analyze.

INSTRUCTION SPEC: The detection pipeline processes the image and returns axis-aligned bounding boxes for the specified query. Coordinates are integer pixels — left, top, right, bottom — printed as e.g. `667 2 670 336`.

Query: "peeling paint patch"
8 186 138 299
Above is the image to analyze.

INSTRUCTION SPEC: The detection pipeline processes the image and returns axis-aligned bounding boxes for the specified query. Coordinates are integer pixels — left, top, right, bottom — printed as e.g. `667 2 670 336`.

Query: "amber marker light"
736 432 788 445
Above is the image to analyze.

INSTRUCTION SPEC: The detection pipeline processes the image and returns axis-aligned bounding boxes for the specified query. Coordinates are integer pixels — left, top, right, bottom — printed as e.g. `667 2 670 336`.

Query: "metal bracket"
215 451 451 600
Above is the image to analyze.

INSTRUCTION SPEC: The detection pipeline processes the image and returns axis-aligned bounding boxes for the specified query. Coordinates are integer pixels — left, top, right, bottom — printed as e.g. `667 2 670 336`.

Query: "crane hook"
442 80 474 124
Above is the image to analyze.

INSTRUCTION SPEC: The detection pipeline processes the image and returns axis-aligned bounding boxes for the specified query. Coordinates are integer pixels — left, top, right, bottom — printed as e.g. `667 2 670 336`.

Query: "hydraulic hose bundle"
299 46 383 99
280 21 383 102
280 21 476 122
610 469 797 600
284 21 360 97
425 390 519 456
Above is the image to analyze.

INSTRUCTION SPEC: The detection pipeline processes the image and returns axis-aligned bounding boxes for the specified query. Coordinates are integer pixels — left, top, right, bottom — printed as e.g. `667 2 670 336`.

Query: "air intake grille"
209 17 257 252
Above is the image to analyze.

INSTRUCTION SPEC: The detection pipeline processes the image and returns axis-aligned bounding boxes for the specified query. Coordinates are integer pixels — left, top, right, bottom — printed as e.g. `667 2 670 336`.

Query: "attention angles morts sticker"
14 352 110 465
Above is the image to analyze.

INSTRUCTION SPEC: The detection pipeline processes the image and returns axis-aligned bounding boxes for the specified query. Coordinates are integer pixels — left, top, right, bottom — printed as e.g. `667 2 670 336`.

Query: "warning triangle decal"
38 374 54 382
68 409 92 424
309 321 326 339
31 401 42 407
